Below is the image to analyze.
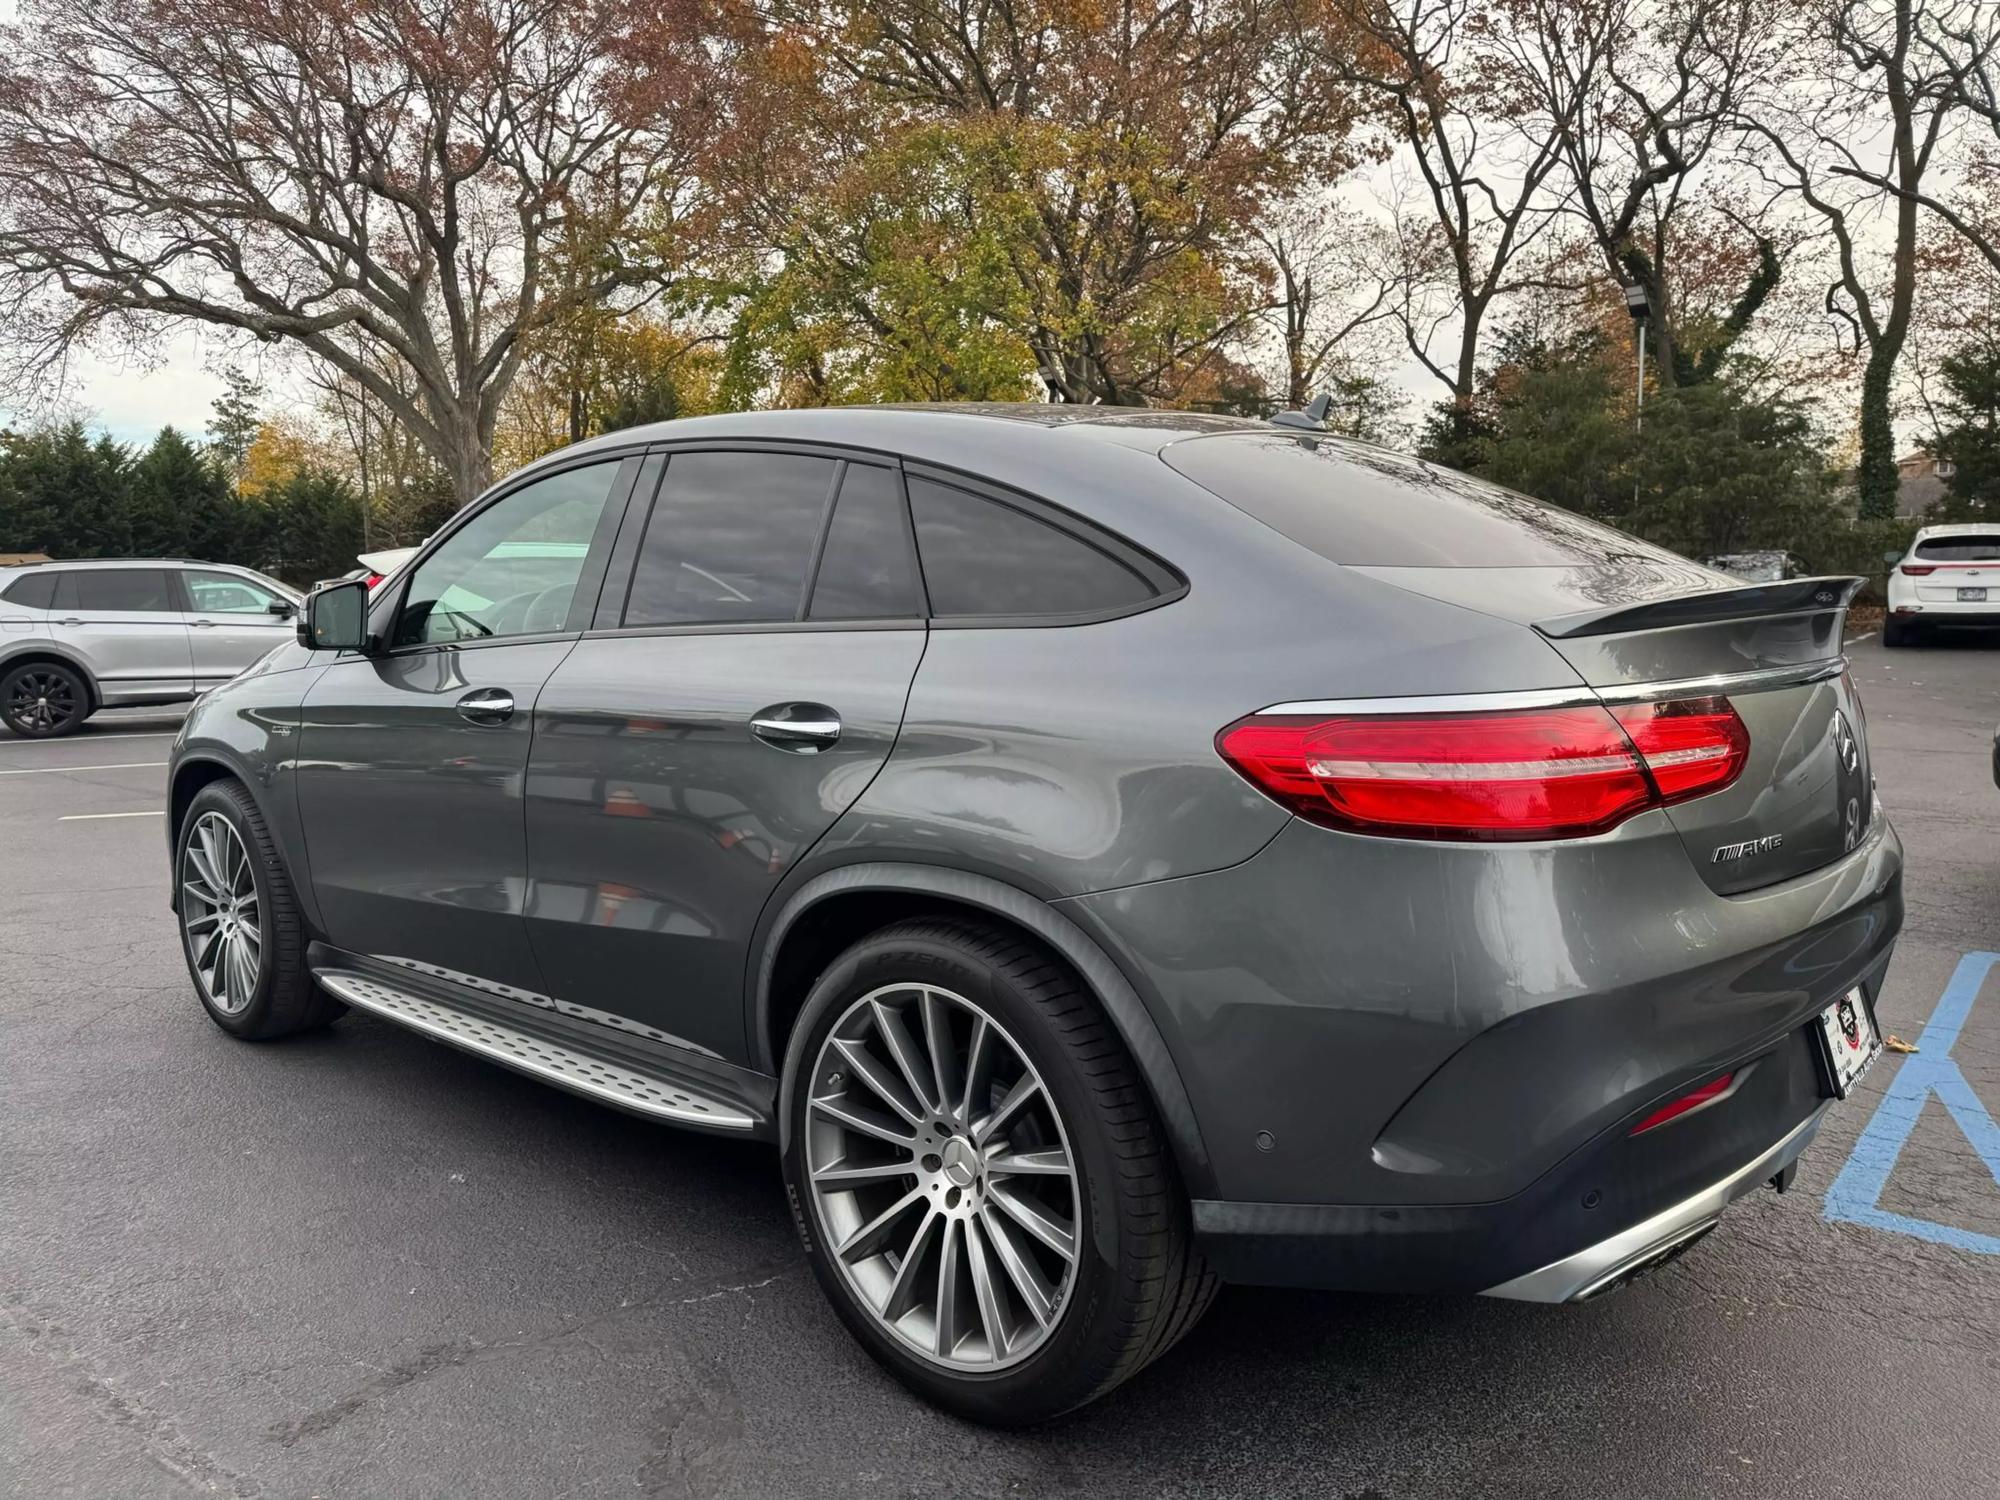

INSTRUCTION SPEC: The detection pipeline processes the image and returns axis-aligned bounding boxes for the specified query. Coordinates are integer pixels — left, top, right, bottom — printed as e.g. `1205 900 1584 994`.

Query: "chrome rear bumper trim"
1480 1103 1830 1303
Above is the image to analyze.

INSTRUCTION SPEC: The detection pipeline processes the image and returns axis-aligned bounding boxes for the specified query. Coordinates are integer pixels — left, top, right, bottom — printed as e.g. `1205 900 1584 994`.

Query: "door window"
809 464 923 621
1 572 57 609
906 477 1157 618
55 569 177 612
623 451 838 627
395 463 623 647
185 570 287 614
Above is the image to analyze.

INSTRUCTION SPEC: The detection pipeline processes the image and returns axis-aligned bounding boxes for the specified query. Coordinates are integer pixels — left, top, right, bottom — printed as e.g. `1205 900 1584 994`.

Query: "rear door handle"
751 708 841 752
190 618 216 628
456 688 515 724
57 617 83 627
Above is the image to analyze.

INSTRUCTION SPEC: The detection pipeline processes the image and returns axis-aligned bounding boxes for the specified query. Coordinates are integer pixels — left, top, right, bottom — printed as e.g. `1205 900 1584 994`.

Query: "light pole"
1623 283 1650 433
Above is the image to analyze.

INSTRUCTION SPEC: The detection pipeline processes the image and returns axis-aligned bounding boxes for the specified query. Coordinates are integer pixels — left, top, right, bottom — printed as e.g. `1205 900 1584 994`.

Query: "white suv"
0 559 301 737
1884 524 2000 647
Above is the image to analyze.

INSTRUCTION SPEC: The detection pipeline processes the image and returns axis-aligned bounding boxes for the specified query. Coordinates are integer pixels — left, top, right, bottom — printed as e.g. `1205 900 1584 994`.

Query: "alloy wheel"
805 982 1081 1372
5 668 78 734
180 812 262 1015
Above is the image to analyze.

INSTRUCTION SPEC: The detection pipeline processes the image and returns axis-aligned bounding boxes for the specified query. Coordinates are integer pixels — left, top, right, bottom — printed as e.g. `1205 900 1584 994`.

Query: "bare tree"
1329 0 1596 433
1511 0 1780 388
1738 0 1969 517
0 0 713 502
1253 200 1403 409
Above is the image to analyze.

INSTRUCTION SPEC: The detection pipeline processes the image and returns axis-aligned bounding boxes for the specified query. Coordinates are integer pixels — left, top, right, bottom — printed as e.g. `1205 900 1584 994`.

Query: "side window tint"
623 452 836 628
809 464 922 620
907 478 1156 618
395 462 622 647
67 569 177 611
1 572 56 609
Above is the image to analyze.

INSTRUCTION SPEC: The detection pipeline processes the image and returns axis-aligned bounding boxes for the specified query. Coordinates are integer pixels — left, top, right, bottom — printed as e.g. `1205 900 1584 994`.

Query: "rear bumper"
1480 1103 1827 1301
1185 1015 1851 1294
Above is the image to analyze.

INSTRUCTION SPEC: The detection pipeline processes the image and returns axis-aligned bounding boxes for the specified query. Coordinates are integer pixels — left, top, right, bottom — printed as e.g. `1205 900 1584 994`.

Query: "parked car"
166 407 1902 1423
313 545 421 593
1 559 299 737
1884 524 2000 646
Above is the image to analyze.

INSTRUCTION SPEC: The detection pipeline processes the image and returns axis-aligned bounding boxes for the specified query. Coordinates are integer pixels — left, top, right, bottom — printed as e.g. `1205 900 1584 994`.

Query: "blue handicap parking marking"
1823 951 2000 1255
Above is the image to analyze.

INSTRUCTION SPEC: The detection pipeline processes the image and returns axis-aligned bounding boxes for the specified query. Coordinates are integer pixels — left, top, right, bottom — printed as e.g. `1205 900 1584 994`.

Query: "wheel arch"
752 862 1215 1197
0 646 101 713
167 755 279 912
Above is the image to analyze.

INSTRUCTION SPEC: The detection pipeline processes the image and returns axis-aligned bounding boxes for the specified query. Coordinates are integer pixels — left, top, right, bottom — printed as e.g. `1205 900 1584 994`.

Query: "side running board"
315 969 759 1133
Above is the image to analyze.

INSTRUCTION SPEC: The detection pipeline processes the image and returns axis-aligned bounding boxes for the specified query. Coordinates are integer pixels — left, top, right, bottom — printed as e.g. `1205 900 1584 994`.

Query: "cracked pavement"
3 631 1999 1498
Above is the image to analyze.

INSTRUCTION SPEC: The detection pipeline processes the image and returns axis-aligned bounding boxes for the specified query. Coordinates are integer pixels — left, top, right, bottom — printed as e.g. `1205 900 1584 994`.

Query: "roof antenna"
1270 391 1332 431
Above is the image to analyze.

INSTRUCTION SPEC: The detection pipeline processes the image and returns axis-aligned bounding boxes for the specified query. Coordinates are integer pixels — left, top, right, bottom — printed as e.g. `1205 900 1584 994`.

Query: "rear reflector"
1217 697 1748 841
1630 1072 1736 1135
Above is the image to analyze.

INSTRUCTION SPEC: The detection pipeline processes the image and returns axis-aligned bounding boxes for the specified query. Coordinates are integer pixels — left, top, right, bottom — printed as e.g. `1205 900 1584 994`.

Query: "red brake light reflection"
1630 1072 1736 1135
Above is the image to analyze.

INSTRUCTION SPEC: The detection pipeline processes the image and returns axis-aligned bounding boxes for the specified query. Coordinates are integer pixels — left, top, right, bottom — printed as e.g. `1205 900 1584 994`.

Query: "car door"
295 454 639 994
179 569 296 687
50 568 193 704
523 450 927 1060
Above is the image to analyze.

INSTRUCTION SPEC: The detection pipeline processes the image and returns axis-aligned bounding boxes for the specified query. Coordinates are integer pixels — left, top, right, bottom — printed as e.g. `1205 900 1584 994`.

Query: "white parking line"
1847 631 1878 645
0 761 167 776
58 810 166 821
0 731 180 747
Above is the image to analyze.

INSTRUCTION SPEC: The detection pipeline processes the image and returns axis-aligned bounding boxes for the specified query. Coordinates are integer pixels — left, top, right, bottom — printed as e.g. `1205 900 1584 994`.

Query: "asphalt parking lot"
4 633 1998 1500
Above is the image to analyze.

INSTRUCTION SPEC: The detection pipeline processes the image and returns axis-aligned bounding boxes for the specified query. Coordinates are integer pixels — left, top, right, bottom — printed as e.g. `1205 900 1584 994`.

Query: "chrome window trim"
1258 658 1846 718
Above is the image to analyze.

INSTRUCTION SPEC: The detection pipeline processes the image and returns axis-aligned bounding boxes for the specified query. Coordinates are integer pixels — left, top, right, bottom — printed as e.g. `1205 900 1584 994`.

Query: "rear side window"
624 452 837 627
809 464 922 621
1 572 56 609
1915 534 2000 561
907 477 1157 618
1162 431 1682 568
56 569 177 611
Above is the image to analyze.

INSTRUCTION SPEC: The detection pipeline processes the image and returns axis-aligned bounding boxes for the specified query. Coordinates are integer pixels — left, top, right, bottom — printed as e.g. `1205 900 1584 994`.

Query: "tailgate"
1533 575 1871 894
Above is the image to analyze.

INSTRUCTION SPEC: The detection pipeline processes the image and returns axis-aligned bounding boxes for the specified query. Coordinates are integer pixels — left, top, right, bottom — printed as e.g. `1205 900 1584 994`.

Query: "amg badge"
1713 833 1785 864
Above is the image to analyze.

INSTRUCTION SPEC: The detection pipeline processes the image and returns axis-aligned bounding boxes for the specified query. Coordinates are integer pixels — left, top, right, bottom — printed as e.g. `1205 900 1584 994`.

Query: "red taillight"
1900 563 1936 576
1630 1072 1736 1135
1216 697 1748 842
364 571 385 590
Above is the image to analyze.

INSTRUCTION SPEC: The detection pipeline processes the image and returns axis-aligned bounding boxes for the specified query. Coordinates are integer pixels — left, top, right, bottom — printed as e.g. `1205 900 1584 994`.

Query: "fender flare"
755 862 1214 1196
0 642 101 709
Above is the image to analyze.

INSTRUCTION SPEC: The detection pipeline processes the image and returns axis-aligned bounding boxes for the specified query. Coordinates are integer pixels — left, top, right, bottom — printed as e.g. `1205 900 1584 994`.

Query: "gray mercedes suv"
165 406 1902 1423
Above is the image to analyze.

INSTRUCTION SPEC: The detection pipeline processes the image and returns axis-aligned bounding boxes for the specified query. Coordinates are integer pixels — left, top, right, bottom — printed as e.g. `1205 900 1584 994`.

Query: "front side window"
395 463 623 647
907 477 1157 618
58 569 177 612
623 451 838 628
185 570 286 614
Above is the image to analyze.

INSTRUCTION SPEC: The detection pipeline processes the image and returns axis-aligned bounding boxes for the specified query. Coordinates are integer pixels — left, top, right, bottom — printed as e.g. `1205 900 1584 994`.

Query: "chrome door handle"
57 617 82 627
190 618 216 628
456 688 515 724
750 713 841 751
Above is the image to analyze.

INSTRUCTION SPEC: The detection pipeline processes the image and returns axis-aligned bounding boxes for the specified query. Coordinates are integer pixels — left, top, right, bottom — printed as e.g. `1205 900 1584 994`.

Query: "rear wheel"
1882 618 1919 647
176 779 343 1039
2 661 88 737
780 917 1216 1425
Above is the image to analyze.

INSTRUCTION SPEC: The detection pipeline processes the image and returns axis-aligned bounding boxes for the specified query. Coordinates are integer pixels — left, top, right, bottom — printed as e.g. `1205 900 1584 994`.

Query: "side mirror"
266 600 297 618
300 579 370 652
1882 549 1904 565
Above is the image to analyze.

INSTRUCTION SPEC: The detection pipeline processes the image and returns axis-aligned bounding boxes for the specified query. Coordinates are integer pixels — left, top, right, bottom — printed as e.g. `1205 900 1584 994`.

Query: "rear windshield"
1161 431 1681 568
1915 535 2000 561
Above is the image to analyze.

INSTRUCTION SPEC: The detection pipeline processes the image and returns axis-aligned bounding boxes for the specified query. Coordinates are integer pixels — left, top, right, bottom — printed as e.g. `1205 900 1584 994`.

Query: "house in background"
1894 450 1954 517
0 552 53 566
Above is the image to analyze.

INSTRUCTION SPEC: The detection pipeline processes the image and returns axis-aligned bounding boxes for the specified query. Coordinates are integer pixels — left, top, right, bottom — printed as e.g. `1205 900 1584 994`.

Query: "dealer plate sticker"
1818 988 1881 1098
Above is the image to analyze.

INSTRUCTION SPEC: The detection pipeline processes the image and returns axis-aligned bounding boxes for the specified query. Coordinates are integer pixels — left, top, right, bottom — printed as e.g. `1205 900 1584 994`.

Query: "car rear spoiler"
1533 576 1866 640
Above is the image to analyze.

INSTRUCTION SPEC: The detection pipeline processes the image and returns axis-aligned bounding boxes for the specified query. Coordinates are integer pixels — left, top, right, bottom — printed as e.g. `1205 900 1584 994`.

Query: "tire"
2 660 89 737
1882 618 1916 648
175 779 344 1040
779 916 1217 1425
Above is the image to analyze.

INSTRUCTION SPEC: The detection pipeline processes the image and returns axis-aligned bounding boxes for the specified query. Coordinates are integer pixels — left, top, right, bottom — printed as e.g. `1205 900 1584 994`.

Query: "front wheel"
2 660 88 737
176 779 343 1039
780 917 1216 1424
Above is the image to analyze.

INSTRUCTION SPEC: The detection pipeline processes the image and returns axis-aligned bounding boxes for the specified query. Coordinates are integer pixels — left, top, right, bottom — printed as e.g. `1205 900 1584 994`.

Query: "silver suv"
0 559 300 737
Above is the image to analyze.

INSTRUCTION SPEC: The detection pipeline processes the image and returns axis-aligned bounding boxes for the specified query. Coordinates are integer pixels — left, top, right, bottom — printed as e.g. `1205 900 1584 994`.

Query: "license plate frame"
1958 586 1987 602
1815 987 1882 1099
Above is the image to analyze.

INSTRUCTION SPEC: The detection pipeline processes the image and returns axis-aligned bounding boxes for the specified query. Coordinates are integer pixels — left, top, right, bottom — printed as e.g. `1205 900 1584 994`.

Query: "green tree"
0 421 132 556
1932 340 2000 517
259 468 364 587
128 426 247 560
206 366 263 489
1474 331 1635 523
